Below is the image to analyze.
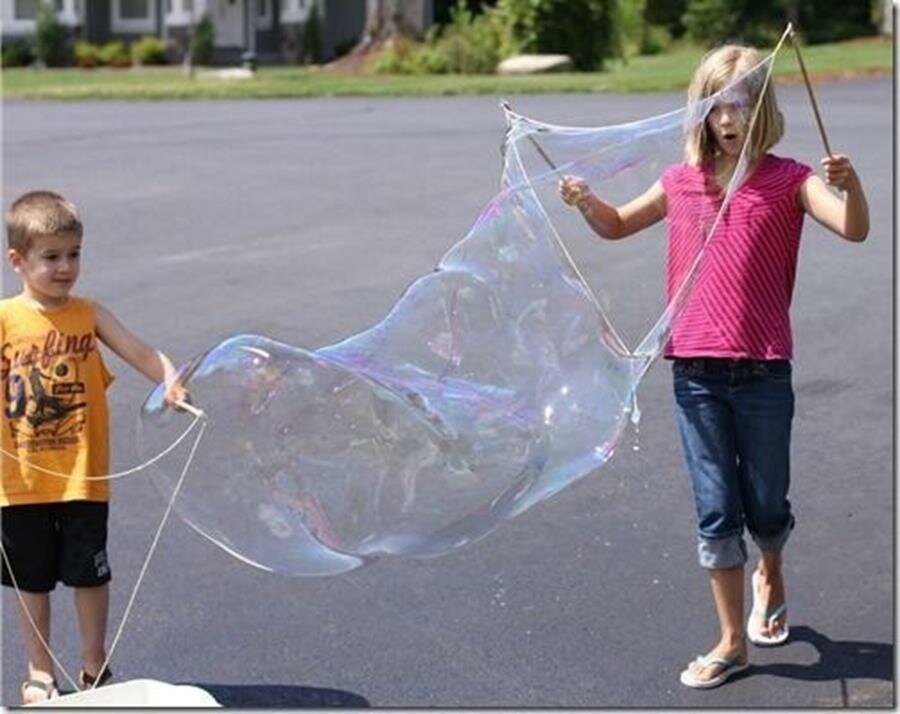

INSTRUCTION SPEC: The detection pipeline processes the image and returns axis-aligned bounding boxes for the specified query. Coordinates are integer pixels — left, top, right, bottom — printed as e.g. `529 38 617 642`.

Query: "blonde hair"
5 190 83 254
684 44 783 166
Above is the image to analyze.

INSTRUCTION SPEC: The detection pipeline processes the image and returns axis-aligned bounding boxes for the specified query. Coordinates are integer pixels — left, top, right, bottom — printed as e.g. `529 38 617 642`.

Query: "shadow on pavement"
190 683 370 707
751 625 893 683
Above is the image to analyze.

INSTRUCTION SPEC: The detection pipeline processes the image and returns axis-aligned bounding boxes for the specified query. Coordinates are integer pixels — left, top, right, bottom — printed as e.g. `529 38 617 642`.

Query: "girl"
558 45 868 689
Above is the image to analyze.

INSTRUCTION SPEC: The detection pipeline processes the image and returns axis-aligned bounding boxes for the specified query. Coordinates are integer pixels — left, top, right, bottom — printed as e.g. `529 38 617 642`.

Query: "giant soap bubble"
139 51 779 576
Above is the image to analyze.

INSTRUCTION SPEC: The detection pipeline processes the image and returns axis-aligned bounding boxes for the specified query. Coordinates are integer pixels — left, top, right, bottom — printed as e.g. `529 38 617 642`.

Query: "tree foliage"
683 0 877 46
34 2 69 67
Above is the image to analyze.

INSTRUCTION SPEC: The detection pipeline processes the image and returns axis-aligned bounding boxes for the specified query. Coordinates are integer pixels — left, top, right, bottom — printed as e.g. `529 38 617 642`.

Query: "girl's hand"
821 154 860 192
559 175 592 208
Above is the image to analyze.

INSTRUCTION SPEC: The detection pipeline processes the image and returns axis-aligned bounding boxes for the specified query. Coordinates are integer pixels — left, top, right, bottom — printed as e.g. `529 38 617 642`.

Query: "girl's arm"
798 154 869 242
559 177 666 240
94 303 185 404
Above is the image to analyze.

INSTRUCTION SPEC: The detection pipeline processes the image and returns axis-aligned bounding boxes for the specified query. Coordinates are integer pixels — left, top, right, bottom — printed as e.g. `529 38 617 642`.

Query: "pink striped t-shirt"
662 153 814 360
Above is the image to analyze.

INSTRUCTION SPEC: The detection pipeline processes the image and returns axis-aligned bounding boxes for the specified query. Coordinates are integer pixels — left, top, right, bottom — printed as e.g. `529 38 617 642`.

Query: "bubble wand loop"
788 24 833 157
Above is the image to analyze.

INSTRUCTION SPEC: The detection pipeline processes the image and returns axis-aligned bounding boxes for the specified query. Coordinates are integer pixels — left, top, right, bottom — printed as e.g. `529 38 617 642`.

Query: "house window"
112 0 156 31
120 0 149 19
14 0 63 20
280 0 308 23
256 0 273 28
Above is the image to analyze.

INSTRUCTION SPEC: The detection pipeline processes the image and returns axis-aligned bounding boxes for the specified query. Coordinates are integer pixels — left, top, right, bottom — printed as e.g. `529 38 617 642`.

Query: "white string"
1 406 208 696
0 409 204 481
0 542 81 692
90 417 208 691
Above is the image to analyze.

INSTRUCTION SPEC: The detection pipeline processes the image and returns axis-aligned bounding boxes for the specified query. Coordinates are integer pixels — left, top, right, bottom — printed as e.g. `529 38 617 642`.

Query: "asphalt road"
1 77 893 708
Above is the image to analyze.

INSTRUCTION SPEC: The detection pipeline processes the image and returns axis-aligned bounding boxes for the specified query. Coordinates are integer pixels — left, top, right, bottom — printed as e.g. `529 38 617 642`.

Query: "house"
1 0 433 64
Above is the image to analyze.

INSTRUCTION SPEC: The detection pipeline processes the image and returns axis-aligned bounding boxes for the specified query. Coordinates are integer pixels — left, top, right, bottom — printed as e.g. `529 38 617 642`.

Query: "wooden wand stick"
789 25 833 157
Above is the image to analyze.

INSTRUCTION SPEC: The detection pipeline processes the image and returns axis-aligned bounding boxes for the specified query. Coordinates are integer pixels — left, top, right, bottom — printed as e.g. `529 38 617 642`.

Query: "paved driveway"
1 77 892 707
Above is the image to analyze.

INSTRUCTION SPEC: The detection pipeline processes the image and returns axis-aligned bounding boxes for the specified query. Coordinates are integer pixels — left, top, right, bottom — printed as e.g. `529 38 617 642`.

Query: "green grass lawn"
1 37 891 100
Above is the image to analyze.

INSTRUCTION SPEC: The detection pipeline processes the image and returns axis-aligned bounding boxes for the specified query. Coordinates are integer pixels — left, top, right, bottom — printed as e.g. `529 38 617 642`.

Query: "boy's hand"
163 377 187 408
559 175 593 208
821 154 860 192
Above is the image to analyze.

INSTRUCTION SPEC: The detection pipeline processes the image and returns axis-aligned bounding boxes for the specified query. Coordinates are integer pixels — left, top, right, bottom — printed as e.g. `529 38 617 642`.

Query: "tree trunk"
352 0 427 54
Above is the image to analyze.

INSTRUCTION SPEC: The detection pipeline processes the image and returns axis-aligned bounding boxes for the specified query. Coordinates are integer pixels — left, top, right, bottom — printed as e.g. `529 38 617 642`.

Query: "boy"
1 191 183 704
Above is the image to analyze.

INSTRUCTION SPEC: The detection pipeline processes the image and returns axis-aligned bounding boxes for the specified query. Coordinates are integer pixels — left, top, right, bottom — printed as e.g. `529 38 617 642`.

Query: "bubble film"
139 55 777 576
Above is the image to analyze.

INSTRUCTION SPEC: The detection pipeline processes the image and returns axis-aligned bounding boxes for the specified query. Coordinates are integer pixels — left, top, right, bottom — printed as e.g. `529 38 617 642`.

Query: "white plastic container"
33 679 221 707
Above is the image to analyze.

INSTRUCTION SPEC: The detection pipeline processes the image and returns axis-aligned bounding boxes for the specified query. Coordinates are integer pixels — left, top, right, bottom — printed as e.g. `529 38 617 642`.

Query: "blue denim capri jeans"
672 358 795 570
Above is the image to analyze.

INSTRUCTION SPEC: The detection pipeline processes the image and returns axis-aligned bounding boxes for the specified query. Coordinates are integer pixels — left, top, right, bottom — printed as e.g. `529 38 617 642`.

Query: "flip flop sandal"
747 569 790 646
680 654 749 689
21 677 59 704
78 665 113 690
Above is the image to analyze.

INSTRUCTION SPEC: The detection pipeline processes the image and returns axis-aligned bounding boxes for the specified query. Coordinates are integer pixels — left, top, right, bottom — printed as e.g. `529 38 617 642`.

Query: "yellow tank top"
1 295 114 505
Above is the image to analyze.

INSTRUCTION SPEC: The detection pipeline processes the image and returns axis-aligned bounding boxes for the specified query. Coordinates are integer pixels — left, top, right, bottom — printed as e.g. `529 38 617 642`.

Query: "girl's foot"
681 641 748 687
21 671 58 705
750 568 787 641
78 664 113 690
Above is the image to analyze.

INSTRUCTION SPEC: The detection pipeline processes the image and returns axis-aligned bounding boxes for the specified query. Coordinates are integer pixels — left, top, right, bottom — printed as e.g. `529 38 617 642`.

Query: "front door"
213 0 244 47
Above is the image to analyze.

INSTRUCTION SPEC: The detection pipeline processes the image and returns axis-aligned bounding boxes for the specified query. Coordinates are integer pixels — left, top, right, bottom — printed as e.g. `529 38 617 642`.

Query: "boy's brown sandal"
78 665 113 690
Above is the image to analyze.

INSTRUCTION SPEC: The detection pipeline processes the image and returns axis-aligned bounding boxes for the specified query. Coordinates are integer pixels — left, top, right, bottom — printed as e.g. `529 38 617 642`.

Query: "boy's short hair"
6 191 83 254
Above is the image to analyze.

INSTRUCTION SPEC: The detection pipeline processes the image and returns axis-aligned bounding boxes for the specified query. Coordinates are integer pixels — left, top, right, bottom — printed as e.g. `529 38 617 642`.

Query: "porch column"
57 0 81 27
165 0 193 27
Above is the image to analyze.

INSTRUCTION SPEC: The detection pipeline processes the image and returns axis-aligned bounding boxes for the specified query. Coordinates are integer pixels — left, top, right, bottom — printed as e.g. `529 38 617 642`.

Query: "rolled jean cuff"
750 515 795 553
697 533 747 569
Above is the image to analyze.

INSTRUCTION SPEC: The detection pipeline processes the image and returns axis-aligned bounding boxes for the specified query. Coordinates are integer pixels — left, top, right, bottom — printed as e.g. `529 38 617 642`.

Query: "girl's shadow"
750 624 892 682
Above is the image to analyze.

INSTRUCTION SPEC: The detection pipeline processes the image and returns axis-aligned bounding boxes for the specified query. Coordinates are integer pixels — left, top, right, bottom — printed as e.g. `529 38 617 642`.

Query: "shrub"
374 2 499 75
2 40 34 68
132 36 168 65
437 1 502 73
639 23 671 54
99 40 131 67
192 14 215 65
682 0 736 44
74 40 102 68
373 36 450 74
532 0 618 70
798 0 877 43
34 2 70 67
303 0 323 64
493 0 538 58
494 0 619 71
645 0 688 38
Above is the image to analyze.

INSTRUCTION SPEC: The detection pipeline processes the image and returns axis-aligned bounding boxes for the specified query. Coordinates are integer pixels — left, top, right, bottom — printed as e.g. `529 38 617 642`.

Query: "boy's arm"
560 177 666 240
94 303 185 404
799 154 869 242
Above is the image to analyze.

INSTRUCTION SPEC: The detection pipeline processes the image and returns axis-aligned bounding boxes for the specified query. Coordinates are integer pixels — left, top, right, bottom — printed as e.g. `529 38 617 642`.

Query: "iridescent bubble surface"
139 56 775 576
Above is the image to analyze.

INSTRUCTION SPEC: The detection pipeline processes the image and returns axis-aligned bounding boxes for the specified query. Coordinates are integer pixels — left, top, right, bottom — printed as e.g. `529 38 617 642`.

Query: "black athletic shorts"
1 501 111 593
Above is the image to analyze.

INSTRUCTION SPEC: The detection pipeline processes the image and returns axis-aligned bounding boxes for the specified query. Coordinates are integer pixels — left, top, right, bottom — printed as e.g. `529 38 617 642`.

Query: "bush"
132 36 168 65
73 40 102 68
373 36 450 74
682 0 736 44
2 40 34 68
640 23 671 54
645 0 688 38
99 40 131 67
682 0 876 47
437 1 502 73
34 2 70 67
532 0 618 70
493 0 538 58
494 0 619 71
374 2 500 75
798 0 877 43
303 0 323 64
192 14 215 65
